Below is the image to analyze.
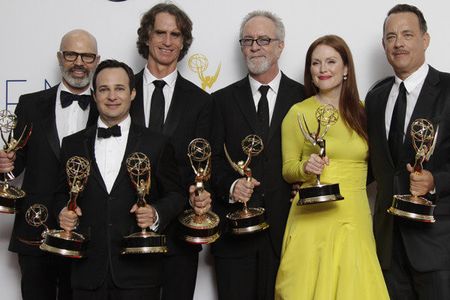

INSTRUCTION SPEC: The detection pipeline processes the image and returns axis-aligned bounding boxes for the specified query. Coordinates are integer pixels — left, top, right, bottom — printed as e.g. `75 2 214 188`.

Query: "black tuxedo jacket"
366 66 450 272
210 73 304 258
9 84 98 255
131 70 212 254
53 123 185 290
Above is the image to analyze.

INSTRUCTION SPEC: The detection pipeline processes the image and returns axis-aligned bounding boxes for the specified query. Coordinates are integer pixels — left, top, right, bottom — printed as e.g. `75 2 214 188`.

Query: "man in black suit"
57 59 185 299
131 3 212 300
0 29 100 300
366 4 450 299
210 11 304 300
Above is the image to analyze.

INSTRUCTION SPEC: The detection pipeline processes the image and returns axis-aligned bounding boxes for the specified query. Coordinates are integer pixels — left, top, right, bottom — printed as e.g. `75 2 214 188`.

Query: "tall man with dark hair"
57 59 185 299
366 4 450 299
0 29 100 300
132 3 212 300
210 10 304 300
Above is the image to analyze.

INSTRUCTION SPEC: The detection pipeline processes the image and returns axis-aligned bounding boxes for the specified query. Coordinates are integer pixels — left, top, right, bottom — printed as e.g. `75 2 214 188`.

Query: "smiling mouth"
318 76 331 80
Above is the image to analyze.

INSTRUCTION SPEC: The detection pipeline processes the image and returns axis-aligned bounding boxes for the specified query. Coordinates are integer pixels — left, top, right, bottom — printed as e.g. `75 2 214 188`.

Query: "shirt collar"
248 70 282 96
395 63 429 93
143 66 178 89
97 114 131 134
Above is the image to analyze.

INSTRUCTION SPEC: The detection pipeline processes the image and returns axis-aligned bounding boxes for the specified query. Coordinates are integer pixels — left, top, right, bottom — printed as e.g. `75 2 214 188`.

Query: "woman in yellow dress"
275 35 389 300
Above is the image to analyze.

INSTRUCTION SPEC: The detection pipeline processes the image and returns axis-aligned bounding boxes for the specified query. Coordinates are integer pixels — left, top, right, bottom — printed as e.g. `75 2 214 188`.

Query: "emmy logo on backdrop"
388 118 438 223
178 138 220 244
0 109 32 213
121 152 167 254
224 134 269 234
188 53 221 90
40 156 90 258
296 104 344 205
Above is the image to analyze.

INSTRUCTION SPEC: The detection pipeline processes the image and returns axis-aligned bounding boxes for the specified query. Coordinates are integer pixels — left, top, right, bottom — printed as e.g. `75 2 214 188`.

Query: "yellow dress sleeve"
281 101 315 184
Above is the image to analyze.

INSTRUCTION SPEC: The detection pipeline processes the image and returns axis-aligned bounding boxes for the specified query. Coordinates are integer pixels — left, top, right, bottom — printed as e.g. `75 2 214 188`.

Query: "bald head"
59 29 98 54
57 29 100 93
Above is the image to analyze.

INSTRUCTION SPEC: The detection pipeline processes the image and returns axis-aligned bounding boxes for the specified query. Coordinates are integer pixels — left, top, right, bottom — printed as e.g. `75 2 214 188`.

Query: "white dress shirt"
142 67 178 127
94 115 159 229
55 82 91 146
229 71 283 202
385 63 429 140
248 70 282 125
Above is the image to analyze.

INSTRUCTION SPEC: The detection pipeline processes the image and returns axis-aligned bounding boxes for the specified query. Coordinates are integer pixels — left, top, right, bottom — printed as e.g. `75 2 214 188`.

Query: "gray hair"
239 10 285 40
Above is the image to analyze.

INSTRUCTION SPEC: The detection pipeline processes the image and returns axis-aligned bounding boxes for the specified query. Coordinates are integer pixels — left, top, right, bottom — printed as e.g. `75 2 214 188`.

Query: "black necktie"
60 91 90 110
388 82 407 166
149 80 166 132
97 124 121 138
258 85 270 140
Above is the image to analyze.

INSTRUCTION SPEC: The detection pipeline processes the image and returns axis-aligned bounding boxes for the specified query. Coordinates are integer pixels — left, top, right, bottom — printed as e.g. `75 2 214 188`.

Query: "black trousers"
214 232 278 300
18 253 72 300
383 223 450 300
73 275 160 300
161 252 199 300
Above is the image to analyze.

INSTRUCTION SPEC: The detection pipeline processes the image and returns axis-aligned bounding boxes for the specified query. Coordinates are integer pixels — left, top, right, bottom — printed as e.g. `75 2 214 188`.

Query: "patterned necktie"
97 124 121 138
388 82 407 166
60 91 90 110
149 80 166 132
258 85 270 140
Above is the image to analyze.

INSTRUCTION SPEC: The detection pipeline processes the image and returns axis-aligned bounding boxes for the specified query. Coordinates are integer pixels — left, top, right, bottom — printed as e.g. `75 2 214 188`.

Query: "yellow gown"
275 97 389 300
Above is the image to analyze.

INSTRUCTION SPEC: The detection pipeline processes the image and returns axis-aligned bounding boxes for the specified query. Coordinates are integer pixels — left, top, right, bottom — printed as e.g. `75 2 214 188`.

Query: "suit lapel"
110 124 142 194
163 73 188 137
130 70 146 127
402 67 441 163
266 74 294 145
374 79 396 167
40 86 60 160
82 126 108 193
235 77 259 134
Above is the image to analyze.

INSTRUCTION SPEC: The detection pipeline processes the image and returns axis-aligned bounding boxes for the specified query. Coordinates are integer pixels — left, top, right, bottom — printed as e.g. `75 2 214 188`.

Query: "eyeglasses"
60 51 97 64
239 37 280 47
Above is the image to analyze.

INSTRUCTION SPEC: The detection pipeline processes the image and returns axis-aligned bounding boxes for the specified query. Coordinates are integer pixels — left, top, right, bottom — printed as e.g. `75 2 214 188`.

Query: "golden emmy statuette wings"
121 152 168 254
224 134 269 234
388 118 438 223
0 109 32 213
178 138 220 244
17 204 49 246
40 156 90 258
296 104 344 205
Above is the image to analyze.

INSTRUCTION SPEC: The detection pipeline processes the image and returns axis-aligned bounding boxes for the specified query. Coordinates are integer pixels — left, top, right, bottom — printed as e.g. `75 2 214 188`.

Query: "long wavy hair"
304 34 367 142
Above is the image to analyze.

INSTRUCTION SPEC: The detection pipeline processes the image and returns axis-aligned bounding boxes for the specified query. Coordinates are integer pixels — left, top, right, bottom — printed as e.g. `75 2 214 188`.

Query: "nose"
394 36 404 48
319 63 327 73
250 40 261 52
74 54 84 66
162 33 172 46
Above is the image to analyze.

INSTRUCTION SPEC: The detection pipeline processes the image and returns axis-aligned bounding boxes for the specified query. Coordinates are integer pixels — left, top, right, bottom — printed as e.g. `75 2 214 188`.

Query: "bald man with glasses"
0 29 100 300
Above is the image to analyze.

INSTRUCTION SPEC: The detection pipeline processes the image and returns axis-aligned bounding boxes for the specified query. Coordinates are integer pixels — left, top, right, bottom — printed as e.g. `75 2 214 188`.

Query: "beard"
60 65 92 89
246 56 271 75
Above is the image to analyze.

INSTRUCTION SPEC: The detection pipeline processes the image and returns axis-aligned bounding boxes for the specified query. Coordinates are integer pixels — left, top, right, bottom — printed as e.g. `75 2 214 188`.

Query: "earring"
343 74 348 80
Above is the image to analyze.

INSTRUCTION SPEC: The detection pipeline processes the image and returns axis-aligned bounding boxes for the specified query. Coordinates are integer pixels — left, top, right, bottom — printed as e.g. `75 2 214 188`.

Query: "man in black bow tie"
57 59 184 299
0 29 100 300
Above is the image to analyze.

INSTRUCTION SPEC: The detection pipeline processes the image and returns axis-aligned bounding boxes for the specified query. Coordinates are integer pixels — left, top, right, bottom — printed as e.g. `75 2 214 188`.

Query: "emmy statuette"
178 138 220 244
388 119 437 223
296 104 344 205
40 156 90 258
224 134 269 235
17 204 49 246
0 109 32 213
121 152 167 254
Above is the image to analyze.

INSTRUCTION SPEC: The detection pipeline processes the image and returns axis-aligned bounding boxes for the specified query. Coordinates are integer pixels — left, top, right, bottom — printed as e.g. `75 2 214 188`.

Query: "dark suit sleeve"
12 95 29 176
433 106 450 201
152 141 185 232
210 94 239 204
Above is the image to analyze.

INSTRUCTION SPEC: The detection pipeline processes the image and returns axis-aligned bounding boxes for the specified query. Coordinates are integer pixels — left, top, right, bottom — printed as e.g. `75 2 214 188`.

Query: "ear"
423 32 430 51
382 37 386 50
57 51 63 65
130 88 136 101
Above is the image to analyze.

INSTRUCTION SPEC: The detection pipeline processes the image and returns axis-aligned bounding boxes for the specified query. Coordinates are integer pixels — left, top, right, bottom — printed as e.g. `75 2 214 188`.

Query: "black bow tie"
60 91 91 110
97 125 121 138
